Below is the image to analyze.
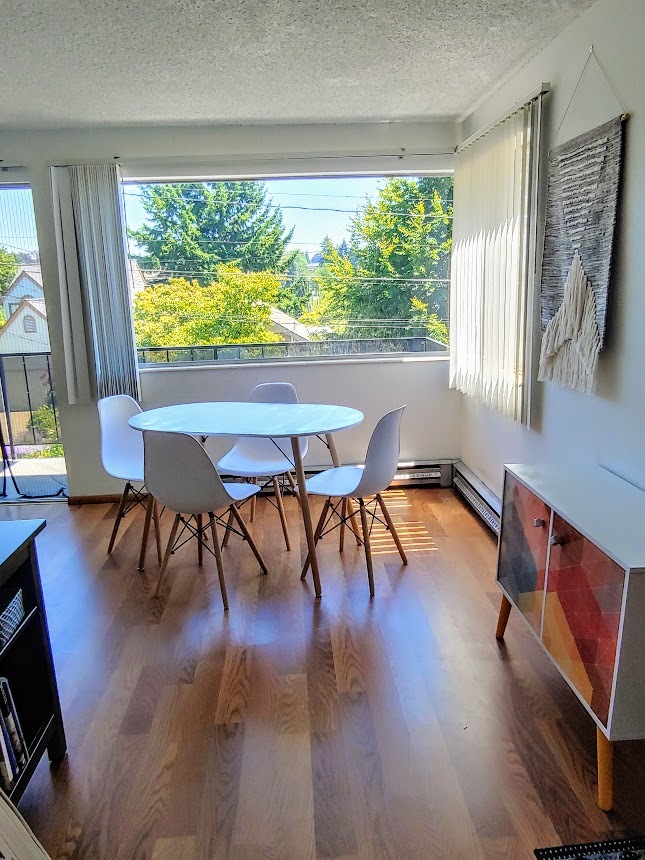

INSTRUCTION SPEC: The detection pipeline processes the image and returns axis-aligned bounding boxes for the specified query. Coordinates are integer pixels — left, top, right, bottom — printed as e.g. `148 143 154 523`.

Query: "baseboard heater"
452 460 501 535
248 460 454 493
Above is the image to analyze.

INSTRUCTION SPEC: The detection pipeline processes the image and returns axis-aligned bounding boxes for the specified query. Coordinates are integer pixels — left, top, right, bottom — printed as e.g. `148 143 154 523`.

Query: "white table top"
129 401 364 438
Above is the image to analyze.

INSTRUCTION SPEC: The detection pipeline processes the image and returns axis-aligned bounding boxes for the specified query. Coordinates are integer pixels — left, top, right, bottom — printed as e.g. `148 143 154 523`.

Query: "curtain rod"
456 82 551 153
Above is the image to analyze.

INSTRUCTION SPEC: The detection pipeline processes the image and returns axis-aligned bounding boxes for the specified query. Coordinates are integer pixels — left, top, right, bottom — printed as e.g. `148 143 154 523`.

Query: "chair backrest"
354 406 406 498
144 431 235 515
97 394 143 480
233 381 308 460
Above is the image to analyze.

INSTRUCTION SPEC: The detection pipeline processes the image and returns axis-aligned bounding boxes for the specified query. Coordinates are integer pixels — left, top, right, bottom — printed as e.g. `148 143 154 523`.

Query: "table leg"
324 433 361 546
597 727 613 811
291 436 322 597
496 594 512 640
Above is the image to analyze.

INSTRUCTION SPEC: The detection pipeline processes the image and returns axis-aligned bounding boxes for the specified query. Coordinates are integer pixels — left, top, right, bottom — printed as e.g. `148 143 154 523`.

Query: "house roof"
269 307 311 342
4 267 44 295
0 298 48 338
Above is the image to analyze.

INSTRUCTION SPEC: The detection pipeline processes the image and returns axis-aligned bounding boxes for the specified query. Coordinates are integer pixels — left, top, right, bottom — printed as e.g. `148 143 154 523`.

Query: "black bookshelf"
0 519 66 802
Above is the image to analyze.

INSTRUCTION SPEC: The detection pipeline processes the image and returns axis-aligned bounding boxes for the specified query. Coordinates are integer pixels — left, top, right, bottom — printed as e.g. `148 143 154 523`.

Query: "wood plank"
4 489 644 860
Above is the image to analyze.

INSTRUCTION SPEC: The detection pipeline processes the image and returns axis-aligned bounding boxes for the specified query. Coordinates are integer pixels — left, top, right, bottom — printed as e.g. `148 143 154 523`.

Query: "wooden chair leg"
376 493 408 564
273 477 291 551
138 493 155 571
222 505 235 548
107 483 130 554
153 501 162 565
231 506 268 574
209 514 229 611
597 726 613 811
286 471 298 499
301 497 330 580
358 498 375 597
496 594 513 640
339 498 347 552
250 478 257 522
155 513 181 597
197 514 204 565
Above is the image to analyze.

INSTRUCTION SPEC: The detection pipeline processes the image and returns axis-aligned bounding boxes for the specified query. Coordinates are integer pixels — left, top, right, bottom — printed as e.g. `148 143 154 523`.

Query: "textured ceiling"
0 0 596 130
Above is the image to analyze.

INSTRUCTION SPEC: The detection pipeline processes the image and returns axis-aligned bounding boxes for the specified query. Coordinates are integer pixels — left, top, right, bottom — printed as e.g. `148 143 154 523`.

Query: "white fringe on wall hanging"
538 251 601 394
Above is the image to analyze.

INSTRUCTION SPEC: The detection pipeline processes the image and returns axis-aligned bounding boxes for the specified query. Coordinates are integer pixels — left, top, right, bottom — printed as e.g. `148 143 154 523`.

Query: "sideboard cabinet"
496 464 645 811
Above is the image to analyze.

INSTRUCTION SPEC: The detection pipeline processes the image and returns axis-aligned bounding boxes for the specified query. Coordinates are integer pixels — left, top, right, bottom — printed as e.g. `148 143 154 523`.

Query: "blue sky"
1 176 388 260
123 176 386 257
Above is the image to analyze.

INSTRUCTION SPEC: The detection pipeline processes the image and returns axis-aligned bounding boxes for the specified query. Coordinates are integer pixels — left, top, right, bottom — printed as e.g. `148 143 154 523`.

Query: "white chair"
302 407 407 596
214 382 308 551
143 431 268 609
98 394 162 570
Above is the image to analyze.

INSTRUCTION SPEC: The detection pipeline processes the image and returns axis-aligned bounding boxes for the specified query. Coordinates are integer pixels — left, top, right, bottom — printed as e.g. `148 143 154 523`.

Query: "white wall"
0 120 460 496
140 356 460 467
458 0 645 497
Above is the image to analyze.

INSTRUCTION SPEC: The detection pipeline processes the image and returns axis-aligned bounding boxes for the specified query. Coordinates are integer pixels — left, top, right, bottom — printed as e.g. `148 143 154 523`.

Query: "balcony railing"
0 352 62 459
137 335 448 365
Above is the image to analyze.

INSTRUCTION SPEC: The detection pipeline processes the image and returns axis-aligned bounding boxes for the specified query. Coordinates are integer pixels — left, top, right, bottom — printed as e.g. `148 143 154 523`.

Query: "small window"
23 315 36 333
9 303 19 316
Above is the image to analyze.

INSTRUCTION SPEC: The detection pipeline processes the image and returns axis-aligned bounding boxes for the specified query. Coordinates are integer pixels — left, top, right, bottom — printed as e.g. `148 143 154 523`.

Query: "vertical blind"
51 164 140 403
449 99 541 422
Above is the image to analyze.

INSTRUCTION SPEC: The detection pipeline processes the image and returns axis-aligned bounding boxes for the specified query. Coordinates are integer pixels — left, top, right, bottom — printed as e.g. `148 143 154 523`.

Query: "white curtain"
0 790 52 858
51 164 140 403
449 101 540 421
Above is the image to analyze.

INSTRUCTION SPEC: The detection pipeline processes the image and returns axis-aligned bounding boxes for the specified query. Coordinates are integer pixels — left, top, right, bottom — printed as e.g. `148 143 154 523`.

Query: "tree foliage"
133 266 279 347
303 177 452 342
0 247 19 295
129 182 295 282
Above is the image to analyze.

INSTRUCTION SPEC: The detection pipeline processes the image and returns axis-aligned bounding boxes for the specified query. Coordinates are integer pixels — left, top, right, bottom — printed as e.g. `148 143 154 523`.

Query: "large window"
123 175 453 365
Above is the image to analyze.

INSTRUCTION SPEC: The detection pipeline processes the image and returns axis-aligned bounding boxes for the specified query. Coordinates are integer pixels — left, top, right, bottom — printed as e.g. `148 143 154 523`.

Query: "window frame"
123 156 454 369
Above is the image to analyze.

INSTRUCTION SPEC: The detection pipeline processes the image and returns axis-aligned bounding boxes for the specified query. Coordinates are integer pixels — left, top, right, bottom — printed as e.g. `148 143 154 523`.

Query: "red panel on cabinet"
497 474 550 635
542 515 625 726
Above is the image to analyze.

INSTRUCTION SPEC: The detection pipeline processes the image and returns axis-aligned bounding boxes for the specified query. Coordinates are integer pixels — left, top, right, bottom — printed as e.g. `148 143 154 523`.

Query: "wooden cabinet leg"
495 594 512 640
597 727 613 811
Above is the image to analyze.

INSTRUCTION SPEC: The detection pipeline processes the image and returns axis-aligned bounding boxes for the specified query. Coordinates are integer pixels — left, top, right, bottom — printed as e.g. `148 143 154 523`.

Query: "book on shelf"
0 721 14 792
0 678 27 791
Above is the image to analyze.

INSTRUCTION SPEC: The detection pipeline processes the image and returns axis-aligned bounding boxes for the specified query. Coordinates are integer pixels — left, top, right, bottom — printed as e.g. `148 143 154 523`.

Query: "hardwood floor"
3 488 645 858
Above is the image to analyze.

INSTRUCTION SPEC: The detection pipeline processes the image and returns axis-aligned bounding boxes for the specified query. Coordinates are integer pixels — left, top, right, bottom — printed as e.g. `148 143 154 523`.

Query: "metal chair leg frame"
376 493 408 565
230 505 268 574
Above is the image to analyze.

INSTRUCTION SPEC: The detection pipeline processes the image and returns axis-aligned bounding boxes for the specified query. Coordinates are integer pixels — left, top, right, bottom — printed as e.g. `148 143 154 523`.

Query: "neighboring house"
0 299 50 354
1 267 45 318
268 308 311 342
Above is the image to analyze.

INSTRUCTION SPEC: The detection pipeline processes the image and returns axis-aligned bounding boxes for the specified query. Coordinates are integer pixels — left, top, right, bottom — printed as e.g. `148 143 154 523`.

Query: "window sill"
138 352 450 373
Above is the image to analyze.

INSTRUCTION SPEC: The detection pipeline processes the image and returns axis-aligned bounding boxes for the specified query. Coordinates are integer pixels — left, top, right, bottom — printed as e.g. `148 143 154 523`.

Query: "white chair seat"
217 447 294 479
108 454 144 484
224 481 262 502
305 465 364 498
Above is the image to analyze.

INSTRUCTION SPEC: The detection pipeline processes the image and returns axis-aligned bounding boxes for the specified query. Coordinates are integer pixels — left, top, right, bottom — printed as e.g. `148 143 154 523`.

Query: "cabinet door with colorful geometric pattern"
542 514 625 727
497 473 550 635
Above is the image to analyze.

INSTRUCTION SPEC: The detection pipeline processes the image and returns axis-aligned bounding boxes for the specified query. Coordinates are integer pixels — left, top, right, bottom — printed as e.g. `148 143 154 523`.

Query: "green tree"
305 177 453 336
0 247 18 295
129 182 296 283
133 266 279 347
276 250 312 317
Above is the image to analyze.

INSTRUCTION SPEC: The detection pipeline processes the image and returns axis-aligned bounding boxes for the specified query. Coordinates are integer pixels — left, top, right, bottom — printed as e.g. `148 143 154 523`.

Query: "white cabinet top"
506 464 645 572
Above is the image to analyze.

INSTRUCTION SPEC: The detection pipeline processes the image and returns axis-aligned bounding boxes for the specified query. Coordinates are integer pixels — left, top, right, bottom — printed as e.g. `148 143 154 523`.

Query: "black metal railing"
137 335 448 365
0 352 62 458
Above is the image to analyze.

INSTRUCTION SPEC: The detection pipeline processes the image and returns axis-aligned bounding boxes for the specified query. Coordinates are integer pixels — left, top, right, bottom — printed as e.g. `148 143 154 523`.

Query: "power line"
131 267 449 283
123 192 452 219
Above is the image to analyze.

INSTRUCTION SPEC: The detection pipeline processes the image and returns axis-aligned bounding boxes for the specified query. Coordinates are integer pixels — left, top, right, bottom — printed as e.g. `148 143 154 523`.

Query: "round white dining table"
129 401 364 597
